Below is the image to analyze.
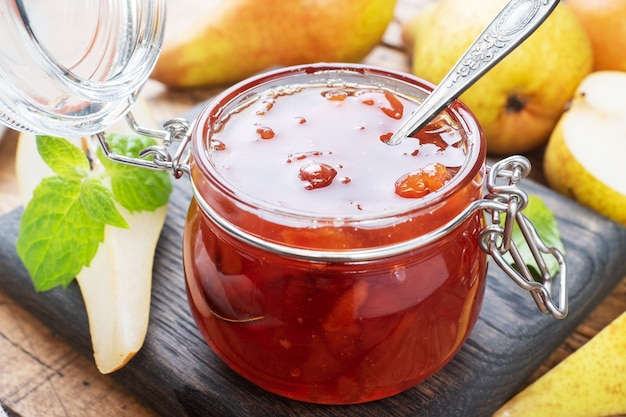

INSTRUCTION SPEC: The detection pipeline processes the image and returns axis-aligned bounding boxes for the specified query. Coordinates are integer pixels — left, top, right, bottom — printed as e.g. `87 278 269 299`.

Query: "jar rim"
191 63 486 226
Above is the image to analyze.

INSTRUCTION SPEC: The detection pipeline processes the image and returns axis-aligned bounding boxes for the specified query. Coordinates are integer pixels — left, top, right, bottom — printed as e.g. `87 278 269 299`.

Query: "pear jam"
183 65 487 404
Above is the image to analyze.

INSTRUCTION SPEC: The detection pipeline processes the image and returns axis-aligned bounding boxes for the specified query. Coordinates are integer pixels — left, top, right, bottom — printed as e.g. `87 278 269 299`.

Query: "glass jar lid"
0 0 165 137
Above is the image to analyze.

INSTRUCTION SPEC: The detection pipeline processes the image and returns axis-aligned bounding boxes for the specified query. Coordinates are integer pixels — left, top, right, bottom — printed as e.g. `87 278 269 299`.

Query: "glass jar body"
184 202 487 404
182 64 488 404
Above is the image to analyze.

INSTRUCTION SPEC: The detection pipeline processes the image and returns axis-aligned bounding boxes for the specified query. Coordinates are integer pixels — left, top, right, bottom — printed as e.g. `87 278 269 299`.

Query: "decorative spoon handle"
387 0 560 145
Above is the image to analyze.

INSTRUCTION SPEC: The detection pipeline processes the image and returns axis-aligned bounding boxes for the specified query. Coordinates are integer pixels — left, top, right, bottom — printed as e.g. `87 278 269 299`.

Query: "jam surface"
185 76 486 404
207 84 467 216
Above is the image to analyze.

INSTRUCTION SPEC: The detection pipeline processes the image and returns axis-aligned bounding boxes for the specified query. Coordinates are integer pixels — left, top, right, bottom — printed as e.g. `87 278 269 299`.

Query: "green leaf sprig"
16 134 173 291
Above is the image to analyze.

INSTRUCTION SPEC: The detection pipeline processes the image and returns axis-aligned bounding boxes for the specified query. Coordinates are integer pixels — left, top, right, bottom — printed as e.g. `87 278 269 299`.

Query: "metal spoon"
387 0 560 145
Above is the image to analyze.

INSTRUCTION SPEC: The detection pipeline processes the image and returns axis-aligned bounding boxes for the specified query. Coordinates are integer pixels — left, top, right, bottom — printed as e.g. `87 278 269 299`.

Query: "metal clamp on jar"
0 0 567 405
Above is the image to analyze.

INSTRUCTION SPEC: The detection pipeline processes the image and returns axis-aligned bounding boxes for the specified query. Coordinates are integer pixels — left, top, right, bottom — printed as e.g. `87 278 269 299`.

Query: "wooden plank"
0 290 158 417
1 173 626 417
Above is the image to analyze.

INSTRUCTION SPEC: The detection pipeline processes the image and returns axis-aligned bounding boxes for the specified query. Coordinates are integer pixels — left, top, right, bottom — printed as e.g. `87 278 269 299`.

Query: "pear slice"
493 310 626 416
15 100 168 373
76 204 167 373
544 71 626 226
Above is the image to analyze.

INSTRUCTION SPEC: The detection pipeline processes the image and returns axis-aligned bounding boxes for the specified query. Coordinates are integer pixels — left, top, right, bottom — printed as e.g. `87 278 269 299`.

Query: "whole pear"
567 0 626 71
402 0 593 154
493 309 626 417
151 0 397 88
544 71 626 226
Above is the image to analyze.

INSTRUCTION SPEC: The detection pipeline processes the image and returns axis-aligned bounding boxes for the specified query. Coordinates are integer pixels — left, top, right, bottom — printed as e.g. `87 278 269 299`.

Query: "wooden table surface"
1 1 625 416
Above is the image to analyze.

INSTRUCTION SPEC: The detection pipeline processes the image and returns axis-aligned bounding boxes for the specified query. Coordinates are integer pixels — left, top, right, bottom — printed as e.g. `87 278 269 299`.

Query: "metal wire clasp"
95 112 192 179
479 156 568 319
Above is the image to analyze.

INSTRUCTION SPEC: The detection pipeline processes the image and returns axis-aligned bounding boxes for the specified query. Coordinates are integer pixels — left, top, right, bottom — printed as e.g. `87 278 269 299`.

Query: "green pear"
15 101 167 373
493 309 626 416
544 71 626 226
402 0 593 154
151 0 397 88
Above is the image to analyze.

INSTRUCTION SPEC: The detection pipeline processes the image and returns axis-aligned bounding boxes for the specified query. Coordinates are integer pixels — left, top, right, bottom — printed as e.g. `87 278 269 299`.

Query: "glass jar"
0 0 164 137
182 64 486 404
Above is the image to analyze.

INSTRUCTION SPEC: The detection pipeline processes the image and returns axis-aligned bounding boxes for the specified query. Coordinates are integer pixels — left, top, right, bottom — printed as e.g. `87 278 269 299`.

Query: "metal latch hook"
480 156 568 319
95 111 192 179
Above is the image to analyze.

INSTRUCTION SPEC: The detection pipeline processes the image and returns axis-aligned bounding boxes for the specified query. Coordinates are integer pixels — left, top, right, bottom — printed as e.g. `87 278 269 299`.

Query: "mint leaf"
80 178 129 229
37 135 90 178
502 195 565 280
18 136 137 291
97 133 173 212
17 176 106 291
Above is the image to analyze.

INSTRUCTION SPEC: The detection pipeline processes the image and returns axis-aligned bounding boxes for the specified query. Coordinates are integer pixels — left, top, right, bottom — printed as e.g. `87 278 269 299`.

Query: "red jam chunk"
395 162 457 198
255 125 275 139
379 90 404 120
299 162 338 190
185 82 486 404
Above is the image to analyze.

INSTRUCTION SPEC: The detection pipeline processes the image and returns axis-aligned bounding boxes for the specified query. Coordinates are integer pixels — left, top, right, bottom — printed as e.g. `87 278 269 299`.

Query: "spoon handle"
388 0 560 145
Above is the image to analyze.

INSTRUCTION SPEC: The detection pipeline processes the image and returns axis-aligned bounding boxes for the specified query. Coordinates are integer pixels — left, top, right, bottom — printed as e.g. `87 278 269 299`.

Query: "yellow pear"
493 309 626 416
544 71 626 226
567 0 626 72
151 0 397 88
402 0 593 154
15 101 168 373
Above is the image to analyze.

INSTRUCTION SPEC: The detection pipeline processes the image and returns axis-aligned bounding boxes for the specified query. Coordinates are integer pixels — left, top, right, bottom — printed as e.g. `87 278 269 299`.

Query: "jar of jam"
181 64 486 403
177 64 566 404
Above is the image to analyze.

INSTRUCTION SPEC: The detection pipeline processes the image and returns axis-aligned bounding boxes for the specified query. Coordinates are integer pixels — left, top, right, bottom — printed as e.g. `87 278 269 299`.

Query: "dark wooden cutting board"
1 173 626 417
